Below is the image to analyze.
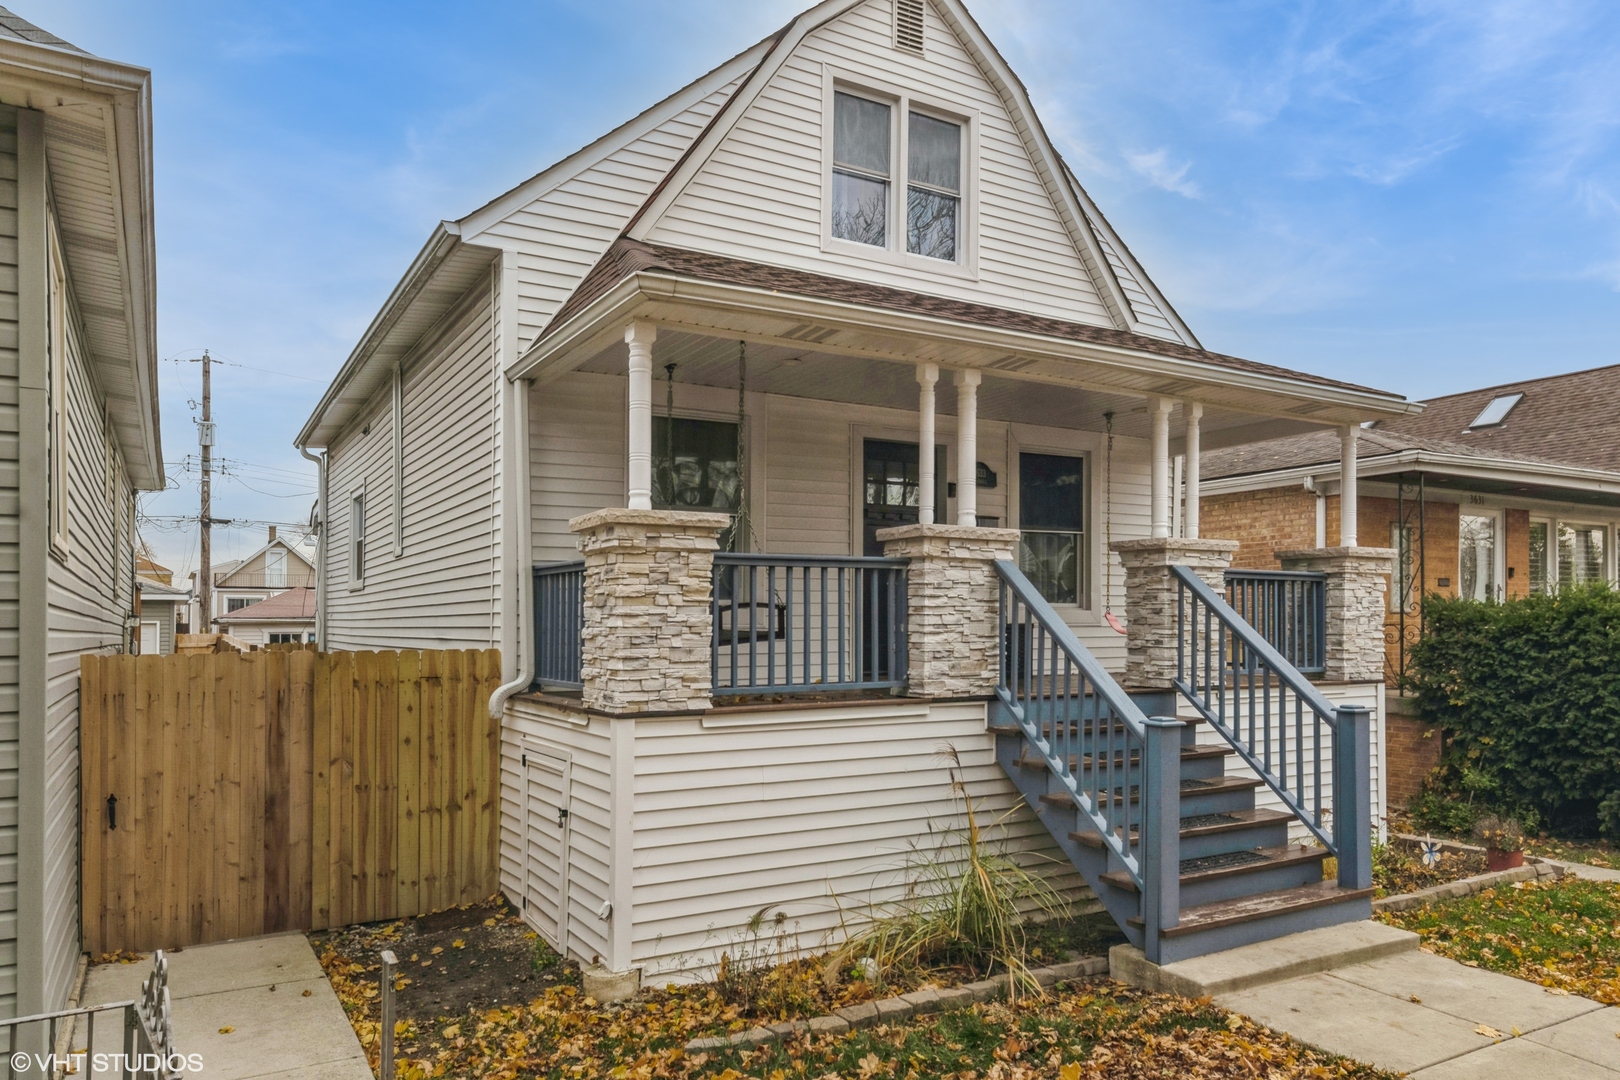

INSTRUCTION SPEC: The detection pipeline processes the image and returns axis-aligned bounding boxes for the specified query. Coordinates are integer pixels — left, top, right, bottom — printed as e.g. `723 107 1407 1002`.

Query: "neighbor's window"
350 492 367 585
266 547 288 589
653 417 740 512
1389 523 1417 613
1458 514 1497 601
1529 520 1550 594
1018 453 1085 606
1557 522 1606 586
907 112 961 260
226 596 261 613
832 91 891 247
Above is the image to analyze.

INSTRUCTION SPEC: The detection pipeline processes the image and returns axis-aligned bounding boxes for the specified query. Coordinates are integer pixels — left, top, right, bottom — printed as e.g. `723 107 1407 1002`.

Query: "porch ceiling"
574 329 1283 442
510 259 1418 436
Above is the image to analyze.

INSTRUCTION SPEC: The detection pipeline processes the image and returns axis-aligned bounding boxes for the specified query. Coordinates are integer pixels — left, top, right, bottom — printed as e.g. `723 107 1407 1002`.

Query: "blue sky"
41 0 1620 576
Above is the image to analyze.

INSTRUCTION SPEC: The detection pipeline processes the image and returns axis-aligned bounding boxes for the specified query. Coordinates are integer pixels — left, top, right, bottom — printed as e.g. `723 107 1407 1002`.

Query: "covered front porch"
497 244 1412 982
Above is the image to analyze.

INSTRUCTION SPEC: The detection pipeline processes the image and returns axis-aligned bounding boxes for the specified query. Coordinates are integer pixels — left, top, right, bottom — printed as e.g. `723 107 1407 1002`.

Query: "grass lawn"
1377 877 1620 1005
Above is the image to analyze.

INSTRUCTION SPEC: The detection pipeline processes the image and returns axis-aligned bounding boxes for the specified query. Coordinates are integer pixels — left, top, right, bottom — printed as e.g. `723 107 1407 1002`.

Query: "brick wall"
1385 703 1444 808
1201 488 1332 567
1505 508 1531 599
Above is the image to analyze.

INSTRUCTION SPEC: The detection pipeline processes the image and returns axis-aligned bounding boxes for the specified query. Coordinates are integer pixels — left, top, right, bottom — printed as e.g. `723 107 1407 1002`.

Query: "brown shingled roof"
1373 363 1620 473
539 238 1391 398
1202 426 1596 481
215 587 316 623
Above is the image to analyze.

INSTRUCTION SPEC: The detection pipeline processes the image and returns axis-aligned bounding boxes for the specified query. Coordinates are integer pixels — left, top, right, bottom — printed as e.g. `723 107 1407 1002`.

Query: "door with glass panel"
1017 452 1086 606
1458 514 1498 601
861 440 945 683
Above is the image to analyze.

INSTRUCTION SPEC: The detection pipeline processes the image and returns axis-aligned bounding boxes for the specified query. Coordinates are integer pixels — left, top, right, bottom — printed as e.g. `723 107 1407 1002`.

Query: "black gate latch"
556 807 568 828
106 794 118 831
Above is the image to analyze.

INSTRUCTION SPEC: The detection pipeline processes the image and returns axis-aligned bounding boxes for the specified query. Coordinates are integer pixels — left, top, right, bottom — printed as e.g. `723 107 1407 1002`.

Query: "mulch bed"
1374 838 1487 898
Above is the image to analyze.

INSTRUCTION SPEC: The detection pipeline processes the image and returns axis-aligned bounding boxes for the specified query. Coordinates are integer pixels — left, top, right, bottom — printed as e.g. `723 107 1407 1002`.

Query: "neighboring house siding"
43 213 133 1010
0 107 17 1015
525 374 1148 668
644 0 1115 327
625 701 1086 979
474 80 742 344
325 275 500 650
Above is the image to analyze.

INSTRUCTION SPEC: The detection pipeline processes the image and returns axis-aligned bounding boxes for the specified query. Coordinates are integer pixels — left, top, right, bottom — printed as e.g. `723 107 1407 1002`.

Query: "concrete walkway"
1219 948 1620 1076
78 933 372 1080
1547 858 1620 883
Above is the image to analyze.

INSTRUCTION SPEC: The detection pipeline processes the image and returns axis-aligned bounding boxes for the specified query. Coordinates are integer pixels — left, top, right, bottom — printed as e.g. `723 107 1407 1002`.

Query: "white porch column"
1150 397 1173 538
1183 402 1202 539
1339 423 1358 547
917 363 938 526
625 321 656 510
954 369 980 526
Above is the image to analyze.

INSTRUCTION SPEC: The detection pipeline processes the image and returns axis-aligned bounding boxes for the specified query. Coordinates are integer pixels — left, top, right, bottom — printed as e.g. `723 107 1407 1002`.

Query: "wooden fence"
80 648 502 955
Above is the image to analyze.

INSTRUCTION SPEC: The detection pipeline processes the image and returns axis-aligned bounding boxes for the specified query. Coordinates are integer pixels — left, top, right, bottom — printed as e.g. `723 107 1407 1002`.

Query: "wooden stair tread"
1038 774 1261 811
988 715 1206 736
1099 844 1327 893
1128 881 1375 937
1069 807 1294 849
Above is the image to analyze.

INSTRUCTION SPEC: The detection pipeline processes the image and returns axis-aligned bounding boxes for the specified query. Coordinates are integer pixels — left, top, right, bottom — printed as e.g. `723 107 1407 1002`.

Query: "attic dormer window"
894 0 925 54
832 91 891 247
1468 392 1523 429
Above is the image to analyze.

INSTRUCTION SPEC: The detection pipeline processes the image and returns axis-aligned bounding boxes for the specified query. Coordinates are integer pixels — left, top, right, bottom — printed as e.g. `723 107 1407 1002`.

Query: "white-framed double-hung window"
828 83 970 267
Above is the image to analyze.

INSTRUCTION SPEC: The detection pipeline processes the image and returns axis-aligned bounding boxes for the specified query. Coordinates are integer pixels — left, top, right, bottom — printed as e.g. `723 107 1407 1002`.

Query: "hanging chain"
1104 411 1115 612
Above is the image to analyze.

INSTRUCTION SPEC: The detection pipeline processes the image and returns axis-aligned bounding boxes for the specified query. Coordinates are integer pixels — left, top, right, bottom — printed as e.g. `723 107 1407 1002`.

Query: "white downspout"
488 377 534 718
299 444 327 647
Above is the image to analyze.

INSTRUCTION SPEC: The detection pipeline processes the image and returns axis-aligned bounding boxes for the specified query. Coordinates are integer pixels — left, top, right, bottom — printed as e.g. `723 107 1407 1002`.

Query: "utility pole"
195 351 218 631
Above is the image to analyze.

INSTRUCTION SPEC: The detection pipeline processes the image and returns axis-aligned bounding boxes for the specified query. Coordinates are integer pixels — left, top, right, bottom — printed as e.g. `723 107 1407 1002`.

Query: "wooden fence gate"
80 648 502 954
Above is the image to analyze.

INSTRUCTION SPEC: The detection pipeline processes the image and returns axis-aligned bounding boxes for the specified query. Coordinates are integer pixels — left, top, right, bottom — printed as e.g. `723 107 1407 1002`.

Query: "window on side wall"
1018 452 1085 606
1528 520 1550 594
1557 522 1607 586
350 491 367 586
653 416 741 550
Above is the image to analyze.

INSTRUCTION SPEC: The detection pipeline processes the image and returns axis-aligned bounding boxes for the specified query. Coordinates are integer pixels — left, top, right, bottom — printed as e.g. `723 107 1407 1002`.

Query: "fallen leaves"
218 1026 234 1035
1474 1024 1504 1039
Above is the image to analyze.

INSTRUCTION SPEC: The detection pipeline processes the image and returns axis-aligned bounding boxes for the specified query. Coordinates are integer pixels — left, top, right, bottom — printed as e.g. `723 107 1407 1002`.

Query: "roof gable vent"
894 0 925 54
1468 392 1524 430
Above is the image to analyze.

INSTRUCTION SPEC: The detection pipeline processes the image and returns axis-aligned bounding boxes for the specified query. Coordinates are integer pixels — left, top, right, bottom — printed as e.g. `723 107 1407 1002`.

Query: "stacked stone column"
1110 538 1240 690
569 508 730 713
1275 547 1396 683
877 524 1020 697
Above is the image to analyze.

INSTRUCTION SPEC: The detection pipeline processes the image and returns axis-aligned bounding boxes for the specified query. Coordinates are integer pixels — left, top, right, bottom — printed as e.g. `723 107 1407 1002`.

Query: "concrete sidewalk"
77 933 372 1080
1219 948 1620 1076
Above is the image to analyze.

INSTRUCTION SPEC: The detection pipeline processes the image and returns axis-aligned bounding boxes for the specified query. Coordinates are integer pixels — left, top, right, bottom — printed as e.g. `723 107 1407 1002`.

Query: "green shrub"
1409 584 1620 838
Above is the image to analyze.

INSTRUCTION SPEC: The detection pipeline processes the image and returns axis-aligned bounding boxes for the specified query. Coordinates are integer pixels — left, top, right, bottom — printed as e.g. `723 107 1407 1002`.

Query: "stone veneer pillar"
877 524 1020 698
1275 546 1396 683
1111 537 1241 690
569 508 731 713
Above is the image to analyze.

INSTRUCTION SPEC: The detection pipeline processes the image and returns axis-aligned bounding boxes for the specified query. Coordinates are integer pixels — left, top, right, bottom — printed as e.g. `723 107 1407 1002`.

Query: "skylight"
1469 392 1523 429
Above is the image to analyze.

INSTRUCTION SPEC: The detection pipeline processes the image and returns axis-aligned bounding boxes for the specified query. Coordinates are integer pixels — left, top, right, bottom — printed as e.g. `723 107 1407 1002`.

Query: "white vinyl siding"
645 0 1116 327
524 374 1148 668
627 701 1086 979
324 273 500 650
0 107 19 1014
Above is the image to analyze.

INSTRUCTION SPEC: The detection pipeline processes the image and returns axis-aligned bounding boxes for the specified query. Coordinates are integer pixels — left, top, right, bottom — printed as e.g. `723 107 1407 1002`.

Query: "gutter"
298 445 327 648
1201 449 1620 497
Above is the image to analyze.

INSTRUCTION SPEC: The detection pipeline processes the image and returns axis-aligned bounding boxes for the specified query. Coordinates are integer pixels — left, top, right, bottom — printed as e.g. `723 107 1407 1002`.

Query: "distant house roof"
0 6 86 53
1371 363 1620 473
1201 428 1566 482
136 576 190 600
215 587 316 623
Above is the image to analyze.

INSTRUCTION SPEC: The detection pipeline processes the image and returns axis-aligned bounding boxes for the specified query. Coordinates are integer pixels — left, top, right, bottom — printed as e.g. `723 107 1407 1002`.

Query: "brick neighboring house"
1199 372 1620 806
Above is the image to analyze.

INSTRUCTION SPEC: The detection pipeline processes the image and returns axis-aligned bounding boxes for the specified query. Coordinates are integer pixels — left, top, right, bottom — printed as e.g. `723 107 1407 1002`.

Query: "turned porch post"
1150 397 1173 539
1340 423 1358 547
625 321 656 511
1184 402 1202 540
954 369 980 526
918 363 938 526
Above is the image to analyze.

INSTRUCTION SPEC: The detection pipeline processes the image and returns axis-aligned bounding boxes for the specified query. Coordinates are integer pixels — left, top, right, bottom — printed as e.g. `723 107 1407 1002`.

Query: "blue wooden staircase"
990 561 1373 965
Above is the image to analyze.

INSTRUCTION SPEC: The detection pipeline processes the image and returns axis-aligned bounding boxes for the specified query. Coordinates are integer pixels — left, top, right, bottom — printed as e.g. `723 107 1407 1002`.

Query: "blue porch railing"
532 561 585 691
1224 568 1326 675
995 560 1183 957
711 554 908 696
1173 565 1371 889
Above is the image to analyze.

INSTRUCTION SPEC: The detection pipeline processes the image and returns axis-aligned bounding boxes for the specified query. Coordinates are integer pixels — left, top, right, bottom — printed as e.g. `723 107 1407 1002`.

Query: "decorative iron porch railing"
1223 568 1327 675
2 951 177 1079
995 560 1182 956
711 554 908 696
532 561 585 691
1173 565 1372 889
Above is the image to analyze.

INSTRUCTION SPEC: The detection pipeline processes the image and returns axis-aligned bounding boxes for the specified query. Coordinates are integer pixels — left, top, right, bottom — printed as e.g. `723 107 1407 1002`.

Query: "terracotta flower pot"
1486 848 1524 872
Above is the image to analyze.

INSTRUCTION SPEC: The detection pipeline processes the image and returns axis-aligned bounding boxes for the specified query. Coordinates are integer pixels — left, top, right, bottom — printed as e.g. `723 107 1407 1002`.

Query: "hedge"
1409 584 1620 838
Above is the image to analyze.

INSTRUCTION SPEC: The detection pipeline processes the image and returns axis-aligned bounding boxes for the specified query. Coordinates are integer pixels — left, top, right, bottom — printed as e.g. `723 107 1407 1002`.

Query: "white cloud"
1123 148 1202 198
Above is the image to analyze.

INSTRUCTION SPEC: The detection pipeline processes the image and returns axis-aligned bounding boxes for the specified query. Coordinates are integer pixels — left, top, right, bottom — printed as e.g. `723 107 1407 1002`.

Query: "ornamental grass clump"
831 744 1070 999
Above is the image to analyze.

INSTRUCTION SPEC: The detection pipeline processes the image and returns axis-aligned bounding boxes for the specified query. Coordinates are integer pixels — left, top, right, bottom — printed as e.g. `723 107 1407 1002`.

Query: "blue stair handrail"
996 561 1183 947
1171 565 1372 890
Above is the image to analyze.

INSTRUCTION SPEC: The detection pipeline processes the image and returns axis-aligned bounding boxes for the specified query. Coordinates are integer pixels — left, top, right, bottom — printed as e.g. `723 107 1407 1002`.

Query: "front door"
522 749 571 953
862 439 947 555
